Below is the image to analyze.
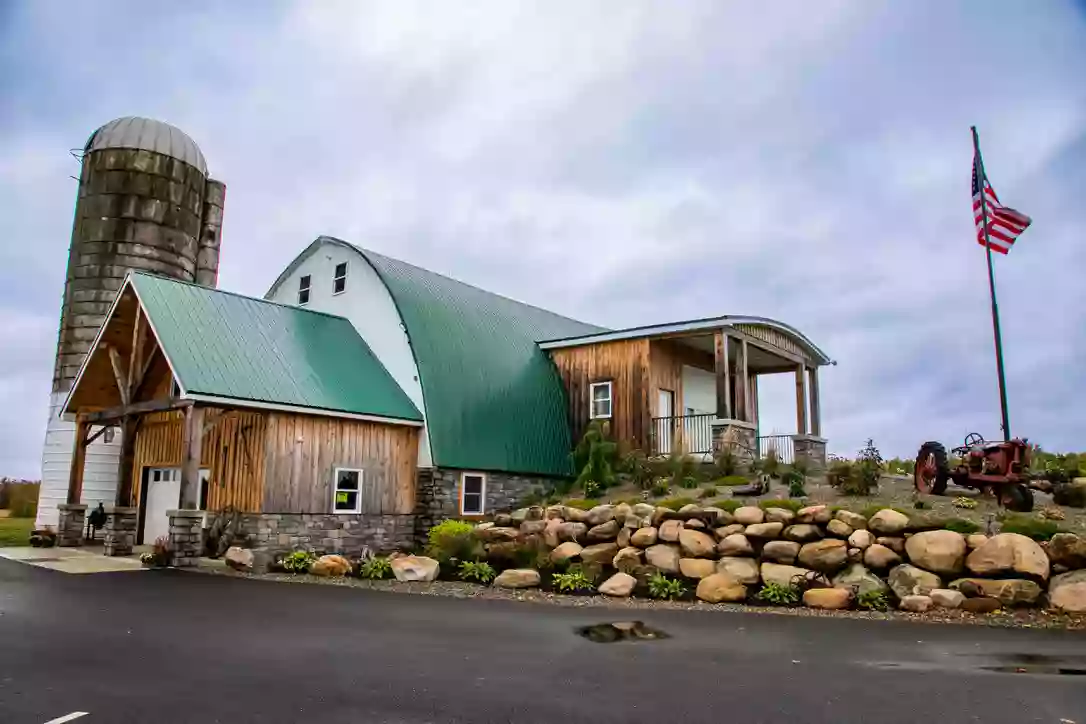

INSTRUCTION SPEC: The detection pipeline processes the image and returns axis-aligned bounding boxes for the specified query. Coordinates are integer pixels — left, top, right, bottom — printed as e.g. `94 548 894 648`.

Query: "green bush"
582 479 602 499
656 496 698 511
857 590 890 611
572 421 618 492
458 560 497 584
647 573 686 600
758 499 804 512
552 569 595 593
280 550 317 574
680 476 699 490
426 519 481 563
563 498 600 511
716 475 750 487
650 481 670 497
357 556 393 580
943 518 980 535
755 582 799 605
999 515 1065 541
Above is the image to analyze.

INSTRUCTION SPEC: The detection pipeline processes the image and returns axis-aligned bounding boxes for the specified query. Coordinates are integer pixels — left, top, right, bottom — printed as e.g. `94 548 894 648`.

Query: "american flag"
972 156 1031 255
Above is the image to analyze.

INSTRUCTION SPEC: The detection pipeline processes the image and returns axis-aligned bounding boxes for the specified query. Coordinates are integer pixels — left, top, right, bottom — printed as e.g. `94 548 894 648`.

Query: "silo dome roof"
84 116 207 174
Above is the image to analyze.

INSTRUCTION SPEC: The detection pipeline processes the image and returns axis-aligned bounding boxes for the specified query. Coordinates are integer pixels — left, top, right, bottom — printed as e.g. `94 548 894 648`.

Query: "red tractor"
913 433 1035 512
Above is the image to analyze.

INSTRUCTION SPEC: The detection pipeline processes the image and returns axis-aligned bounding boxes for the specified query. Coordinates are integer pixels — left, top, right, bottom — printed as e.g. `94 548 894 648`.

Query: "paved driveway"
1 558 1083 723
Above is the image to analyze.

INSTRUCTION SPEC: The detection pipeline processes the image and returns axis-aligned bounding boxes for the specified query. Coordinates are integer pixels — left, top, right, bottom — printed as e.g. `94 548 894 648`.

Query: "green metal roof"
130 272 422 422
346 241 606 476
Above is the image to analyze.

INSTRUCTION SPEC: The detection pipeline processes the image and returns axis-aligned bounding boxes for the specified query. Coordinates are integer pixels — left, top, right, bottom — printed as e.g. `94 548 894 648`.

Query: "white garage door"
143 468 181 545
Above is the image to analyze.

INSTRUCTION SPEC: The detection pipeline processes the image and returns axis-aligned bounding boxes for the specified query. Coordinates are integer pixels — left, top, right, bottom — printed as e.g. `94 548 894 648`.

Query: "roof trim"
537 315 832 365
183 393 424 426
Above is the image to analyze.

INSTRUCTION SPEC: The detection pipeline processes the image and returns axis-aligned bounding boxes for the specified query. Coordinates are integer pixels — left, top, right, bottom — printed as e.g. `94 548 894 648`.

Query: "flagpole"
971 126 1011 441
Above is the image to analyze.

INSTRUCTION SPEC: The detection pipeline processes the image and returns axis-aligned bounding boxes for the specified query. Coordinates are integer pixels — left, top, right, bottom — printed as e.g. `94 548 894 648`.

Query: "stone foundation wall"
103 506 137 556
56 504 86 547
415 468 557 539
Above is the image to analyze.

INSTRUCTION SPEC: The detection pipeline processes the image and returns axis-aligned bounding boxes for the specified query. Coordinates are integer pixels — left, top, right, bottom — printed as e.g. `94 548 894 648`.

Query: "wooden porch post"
794 365 809 435
67 419 89 505
808 367 821 437
115 417 138 506
735 339 749 422
714 331 731 419
749 373 760 433
179 405 204 510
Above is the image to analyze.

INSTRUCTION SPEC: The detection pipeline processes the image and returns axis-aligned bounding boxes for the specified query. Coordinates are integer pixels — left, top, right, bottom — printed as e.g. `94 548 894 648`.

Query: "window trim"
298 274 312 305
332 467 364 514
332 261 348 296
459 472 487 516
589 380 613 420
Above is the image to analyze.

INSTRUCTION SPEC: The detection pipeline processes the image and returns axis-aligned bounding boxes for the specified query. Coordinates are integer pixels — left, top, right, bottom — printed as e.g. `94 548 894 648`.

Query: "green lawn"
0 517 34 547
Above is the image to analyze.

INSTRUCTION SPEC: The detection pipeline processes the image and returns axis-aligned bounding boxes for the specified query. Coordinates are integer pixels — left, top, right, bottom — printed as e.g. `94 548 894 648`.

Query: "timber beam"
79 397 192 424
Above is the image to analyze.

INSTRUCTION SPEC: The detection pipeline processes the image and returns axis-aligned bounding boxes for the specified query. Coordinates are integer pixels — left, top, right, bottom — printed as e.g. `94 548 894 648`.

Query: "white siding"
681 365 716 415
37 392 121 528
267 244 432 467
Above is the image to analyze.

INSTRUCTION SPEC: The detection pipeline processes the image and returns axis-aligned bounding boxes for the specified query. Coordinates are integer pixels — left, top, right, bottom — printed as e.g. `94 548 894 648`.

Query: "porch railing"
757 434 794 465
650 413 714 456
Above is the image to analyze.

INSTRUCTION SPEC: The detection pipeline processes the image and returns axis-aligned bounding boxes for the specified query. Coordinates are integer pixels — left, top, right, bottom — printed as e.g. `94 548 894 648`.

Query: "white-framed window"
333 467 363 513
333 262 348 295
298 274 311 305
590 381 613 419
460 472 486 516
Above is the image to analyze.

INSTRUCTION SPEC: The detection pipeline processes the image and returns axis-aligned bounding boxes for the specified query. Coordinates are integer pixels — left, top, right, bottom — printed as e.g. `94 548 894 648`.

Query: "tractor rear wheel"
1000 484 1034 513
914 441 950 495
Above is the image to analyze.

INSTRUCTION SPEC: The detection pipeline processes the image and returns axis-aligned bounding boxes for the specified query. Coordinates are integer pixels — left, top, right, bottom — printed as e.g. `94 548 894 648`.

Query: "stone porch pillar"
793 435 827 472
167 510 205 568
56 504 87 547
712 419 758 469
103 506 138 556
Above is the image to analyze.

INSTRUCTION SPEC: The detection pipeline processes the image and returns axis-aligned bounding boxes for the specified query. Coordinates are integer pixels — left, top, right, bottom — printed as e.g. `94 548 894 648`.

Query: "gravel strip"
196 566 1086 631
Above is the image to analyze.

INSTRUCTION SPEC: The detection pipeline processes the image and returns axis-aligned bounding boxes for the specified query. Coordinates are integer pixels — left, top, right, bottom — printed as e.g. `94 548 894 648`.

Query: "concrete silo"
37 117 226 527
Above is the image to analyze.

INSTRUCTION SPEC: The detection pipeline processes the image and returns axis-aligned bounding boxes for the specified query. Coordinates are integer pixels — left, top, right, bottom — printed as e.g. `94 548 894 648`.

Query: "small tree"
573 421 617 492
855 438 884 494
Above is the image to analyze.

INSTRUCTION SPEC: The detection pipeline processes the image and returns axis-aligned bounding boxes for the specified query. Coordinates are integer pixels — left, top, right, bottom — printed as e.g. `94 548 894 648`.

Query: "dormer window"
333 262 348 295
298 275 311 305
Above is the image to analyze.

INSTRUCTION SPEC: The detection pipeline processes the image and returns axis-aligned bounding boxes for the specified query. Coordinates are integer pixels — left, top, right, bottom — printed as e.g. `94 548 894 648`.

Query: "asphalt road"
1 559 1084 724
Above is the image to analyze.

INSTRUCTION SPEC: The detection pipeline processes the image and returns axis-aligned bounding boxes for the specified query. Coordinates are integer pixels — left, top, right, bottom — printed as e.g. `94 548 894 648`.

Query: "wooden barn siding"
130 409 267 512
261 413 418 515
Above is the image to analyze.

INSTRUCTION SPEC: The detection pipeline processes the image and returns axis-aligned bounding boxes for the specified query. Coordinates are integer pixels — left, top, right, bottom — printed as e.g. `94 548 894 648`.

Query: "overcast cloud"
1 1 1083 478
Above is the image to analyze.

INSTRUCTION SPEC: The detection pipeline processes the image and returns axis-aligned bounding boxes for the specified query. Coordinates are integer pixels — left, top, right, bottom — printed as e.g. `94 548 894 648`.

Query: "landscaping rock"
803 587 851 610
390 555 440 582
546 504 566 520
562 506 590 523
868 509 909 535
557 522 588 543
798 539 848 572
930 589 965 609
783 524 822 543
716 523 746 538
587 519 620 542
863 544 901 570
1048 569 1086 613
617 527 632 548
717 534 753 556
847 547 863 564
613 503 633 525
520 519 547 536
493 513 514 527
796 504 831 524
645 544 682 574
613 546 643 574
949 577 1043 605
580 542 621 565
1046 533 1086 569
966 534 989 549
764 507 796 525
826 519 853 538
543 519 563 548
696 572 747 603
905 530 967 576
658 519 684 543
888 564 942 599
960 597 1002 613
310 554 352 577
477 526 520 543
900 594 933 612
550 541 583 563
833 563 889 597
849 529 875 550
679 529 717 558
734 506 765 525
585 505 616 527
678 504 703 515
761 562 821 588
966 533 1049 581
762 540 801 564
744 522 784 539
633 503 656 519
835 510 867 530
225 546 254 571
631 527 658 547
717 556 761 585
702 507 733 526
876 536 905 554
485 541 519 562
685 519 706 530
680 558 717 579
494 569 540 588
599 572 637 597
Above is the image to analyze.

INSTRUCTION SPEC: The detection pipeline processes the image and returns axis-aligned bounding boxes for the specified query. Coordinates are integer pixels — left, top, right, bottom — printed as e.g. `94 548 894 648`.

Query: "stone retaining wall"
415 468 554 540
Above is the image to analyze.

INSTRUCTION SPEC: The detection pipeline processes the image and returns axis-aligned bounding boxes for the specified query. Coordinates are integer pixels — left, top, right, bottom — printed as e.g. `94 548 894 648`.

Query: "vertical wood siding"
261 413 418 515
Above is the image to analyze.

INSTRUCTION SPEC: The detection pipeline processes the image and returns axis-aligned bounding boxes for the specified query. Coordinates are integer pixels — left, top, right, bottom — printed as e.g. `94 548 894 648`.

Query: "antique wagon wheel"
914 442 949 495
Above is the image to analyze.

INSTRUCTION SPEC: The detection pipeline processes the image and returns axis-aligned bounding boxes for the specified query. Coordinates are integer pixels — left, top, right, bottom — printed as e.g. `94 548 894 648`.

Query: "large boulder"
580 542 621 565
949 577 1043 605
310 554 352 577
876 537 905 554
658 519 685 543
550 541 583 563
803 587 851 610
617 527 632 549
734 506 765 525
679 558 717 579
966 534 989 549
679 529 717 558
826 519 853 538
684 519 706 530
633 502 656 519
835 510 868 530
832 563 889 597
798 539 848 573
494 569 540 588
557 522 588 543
863 544 902 570
715 523 746 538
702 507 733 526
905 530 967 576
545 504 566 520
613 546 643 574
930 589 965 609
599 572 637 597
631 527 658 548
888 564 942 599
761 562 821 588
586 519 620 542
612 503 633 526
477 526 520 543
645 544 681 574
960 597 1002 613
543 519 563 548
562 506 590 523
1046 533 1086 569
1049 569 1086 613
761 540 801 564
717 534 753 557
764 507 796 525
745 522 784 539
796 504 831 524
224 546 254 571
520 519 547 536
585 504 616 527
868 509 909 535
899 594 933 612
390 555 440 582
849 529 875 550
783 524 822 543
717 556 761 585
696 572 747 603
966 533 1049 581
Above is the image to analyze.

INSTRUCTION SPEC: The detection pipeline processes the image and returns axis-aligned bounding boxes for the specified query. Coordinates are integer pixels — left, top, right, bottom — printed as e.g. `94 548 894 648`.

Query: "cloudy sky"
2 1 1084 478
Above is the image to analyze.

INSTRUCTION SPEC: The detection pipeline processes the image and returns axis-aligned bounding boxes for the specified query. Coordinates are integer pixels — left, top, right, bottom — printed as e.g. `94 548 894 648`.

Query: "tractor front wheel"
914 441 949 495
1000 484 1034 513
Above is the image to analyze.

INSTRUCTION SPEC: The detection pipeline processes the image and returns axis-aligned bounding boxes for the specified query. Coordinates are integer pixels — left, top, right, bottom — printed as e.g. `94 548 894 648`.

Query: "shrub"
759 499 804 512
582 479 603 499
1053 483 1086 509
458 560 497 584
781 468 806 497
943 518 980 535
139 536 173 567
647 573 686 600
760 449 782 479
716 499 742 513
357 556 393 580
563 498 600 511
826 457 854 488
553 568 595 593
755 582 799 606
668 449 700 489
714 449 738 477
999 515 1064 541
698 487 718 500
716 475 750 487
280 549 317 574
680 476 699 490
650 480 670 497
655 496 698 511
857 590 890 611
952 496 977 509
426 519 481 563
572 421 618 492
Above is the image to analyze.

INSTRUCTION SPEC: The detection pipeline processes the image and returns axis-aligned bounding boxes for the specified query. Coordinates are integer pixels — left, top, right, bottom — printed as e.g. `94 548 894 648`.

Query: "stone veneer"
168 510 205 568
415 468 556 539
712 420 758 469
103 506 138 556
56 504 87 547
793 435 828 472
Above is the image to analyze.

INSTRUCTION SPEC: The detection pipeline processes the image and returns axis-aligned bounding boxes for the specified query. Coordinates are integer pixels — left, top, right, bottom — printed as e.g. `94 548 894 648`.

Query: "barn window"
298 275 311 305
590 381 613 419
333 262 348 295
333 468 363 513
460 472 486 515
